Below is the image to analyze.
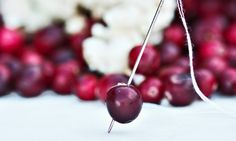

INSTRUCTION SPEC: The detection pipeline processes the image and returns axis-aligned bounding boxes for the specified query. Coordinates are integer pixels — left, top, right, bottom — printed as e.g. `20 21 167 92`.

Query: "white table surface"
0 91 236 141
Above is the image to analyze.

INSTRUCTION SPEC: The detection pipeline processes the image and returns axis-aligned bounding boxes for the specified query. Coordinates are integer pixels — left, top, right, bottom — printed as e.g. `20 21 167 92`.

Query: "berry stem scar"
107 0 164 134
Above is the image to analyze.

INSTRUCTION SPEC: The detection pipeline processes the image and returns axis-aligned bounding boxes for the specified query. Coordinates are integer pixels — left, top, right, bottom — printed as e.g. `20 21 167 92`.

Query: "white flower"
82 0 176 74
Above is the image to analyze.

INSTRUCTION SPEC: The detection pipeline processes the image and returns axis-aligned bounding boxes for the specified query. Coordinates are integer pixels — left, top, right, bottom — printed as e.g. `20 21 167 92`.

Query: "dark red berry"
219 68 236 96
195 69 217 98
197 40 226 61
165 74 196 106
173 57 190 71
201 57 228 77
56 59 80 77
225 22 236 45
0 28 23 54
158 66 187 83
75 74 97 101
51 48 75 64
138 77 164 104
164 24 185 46
42 60 55 87
106 85 143 123
160 42 181 65
16 66 45 97
34 25 65 55
96 74 128 101
20 49 44 66
129 45 160 75
197 0 222 18
0 64 11 96
227 46 236 67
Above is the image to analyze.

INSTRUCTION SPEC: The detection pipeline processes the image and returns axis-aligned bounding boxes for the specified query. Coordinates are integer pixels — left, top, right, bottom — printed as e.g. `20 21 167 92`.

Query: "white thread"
127 0 164 85
176 0 236 118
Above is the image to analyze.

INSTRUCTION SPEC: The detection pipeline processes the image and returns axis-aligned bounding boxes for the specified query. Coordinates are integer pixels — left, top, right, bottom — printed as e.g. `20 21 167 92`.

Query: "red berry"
158 66 187 83
20 49 44 66
16 66 45 97
34 25 65 55
160 42 181 65
197 40 226 60
138 77 164 104
219 68 236 96
52 70 75 95
227 46 236 67
42 60 55 87
165 74 196 106
201 57 228 77
164 24 185 46
56 60 81 76
0 64 11 96
106 85 143 123
225 22 236 45
0 28 23 54
195 69 217 98
129 45 160 75
197 0 222 18
96 74 128 101
75 74 97 101
173 57 190 71
51 48 75 64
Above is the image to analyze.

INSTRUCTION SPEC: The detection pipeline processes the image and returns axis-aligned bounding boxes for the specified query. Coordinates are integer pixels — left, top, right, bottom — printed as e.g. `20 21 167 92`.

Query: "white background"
0 91 236 141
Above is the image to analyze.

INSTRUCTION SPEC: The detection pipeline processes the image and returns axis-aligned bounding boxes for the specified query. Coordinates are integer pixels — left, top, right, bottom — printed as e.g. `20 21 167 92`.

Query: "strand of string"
127 0 164 85
176 0 236 118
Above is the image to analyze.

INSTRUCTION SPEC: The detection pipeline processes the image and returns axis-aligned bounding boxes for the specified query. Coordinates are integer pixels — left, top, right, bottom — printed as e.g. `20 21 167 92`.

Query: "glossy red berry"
96 74 128 101
225 22 236 45
16 66 45 97
129 45 160 75
195 69 217 98
138 77 164 104
20 49 44 66
106 85 143 123
34 25 65 55
164 24 185 46
0 28 23 54
219 68 236 96
0 64 11 96
197 40 226 61
165 74 196 106
160 42 181 65
75 74 97 101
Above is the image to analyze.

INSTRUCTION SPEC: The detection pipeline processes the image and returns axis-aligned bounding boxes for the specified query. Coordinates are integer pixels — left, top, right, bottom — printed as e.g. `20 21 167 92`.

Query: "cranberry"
224 0 236 20
197 40 226 61
56 60 80 76
129 45 160 75
225 22 236 45
70 33 87 63
0 54 21 78
0 28 23 54
193 17 224 45
34 25 65 55
165 74 196 106
106 85 143 123
227 46 236 67
219 68 236 96
158 66 187 83
16 66 45 97
195 69 217 98
42 60 55 87
160 42 181 65
75 74 97 101
138 77 164 104
197 0 222 18
201 57 228 77
173 57 190 71
96 74 128 101
52 68 75 95
164 24 185 46
20 49 44 66
0 64 11 96
51 48 75 64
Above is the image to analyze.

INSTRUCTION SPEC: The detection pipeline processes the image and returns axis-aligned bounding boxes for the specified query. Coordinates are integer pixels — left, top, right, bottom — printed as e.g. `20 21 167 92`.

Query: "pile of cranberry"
0 0 236 107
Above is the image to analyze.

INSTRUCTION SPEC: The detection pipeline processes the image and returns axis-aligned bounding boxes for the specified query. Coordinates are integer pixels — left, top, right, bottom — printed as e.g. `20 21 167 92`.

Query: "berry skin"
0 64 11 96
75 74 97 101
138 77 164 104
129 45 160 75
106 85 143 123
219 68 236 96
